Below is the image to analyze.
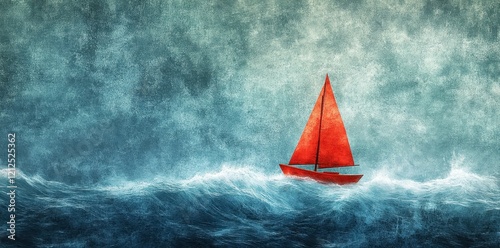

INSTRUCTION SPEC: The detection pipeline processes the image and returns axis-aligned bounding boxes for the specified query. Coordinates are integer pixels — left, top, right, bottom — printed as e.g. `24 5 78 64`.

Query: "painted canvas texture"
0 1 498 247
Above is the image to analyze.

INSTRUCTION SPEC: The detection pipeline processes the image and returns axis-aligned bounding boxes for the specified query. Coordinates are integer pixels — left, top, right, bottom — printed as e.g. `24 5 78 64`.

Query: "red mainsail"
288 75 355 168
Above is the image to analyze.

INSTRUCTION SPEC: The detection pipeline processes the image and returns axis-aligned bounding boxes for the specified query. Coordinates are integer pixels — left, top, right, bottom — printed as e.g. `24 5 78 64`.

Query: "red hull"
279 164 362 185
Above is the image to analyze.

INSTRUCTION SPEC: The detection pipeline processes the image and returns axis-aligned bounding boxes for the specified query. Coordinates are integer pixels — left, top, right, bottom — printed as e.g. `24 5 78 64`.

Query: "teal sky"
1 0 498 183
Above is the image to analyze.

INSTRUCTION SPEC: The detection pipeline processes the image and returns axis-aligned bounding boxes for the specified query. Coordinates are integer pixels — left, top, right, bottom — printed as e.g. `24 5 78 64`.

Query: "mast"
314 78 327 171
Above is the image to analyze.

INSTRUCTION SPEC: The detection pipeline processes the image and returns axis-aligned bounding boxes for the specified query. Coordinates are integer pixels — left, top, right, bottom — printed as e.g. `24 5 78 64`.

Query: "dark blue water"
2 164 498 247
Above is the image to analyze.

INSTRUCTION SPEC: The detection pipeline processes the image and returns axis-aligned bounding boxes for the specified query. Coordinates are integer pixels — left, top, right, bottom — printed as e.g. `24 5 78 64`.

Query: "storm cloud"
0 0 498 184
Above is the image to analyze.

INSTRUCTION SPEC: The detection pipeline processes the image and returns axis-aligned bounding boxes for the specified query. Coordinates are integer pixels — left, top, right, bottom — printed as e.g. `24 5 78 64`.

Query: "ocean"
2 163 498 247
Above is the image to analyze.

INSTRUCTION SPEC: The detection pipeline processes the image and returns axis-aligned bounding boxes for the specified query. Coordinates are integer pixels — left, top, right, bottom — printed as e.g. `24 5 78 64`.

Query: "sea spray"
1 163 498 247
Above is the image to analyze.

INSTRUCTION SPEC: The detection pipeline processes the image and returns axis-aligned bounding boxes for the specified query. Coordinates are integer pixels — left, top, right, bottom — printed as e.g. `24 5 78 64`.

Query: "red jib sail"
289 75 355 168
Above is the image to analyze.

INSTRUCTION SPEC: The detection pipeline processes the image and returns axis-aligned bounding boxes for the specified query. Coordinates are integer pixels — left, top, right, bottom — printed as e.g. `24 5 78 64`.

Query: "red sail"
289 75 355 168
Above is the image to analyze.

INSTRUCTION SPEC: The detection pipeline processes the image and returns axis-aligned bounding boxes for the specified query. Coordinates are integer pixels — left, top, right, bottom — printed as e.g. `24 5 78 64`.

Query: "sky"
0 0 498 184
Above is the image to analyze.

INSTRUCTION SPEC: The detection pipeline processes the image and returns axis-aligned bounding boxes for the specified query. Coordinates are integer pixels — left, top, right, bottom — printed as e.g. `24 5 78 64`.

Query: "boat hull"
279 164 362 185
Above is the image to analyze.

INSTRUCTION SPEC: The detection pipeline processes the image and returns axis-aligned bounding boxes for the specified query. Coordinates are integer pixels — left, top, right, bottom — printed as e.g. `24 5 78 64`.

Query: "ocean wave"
1 164 498 247
2 162 498 204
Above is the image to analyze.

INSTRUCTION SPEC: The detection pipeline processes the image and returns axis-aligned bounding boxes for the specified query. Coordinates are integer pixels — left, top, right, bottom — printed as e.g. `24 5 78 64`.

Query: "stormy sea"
1 159 498 247
1 0 499 247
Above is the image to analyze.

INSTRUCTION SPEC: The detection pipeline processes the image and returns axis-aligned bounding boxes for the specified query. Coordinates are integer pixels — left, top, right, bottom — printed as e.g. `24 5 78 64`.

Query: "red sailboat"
280 74 363 184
